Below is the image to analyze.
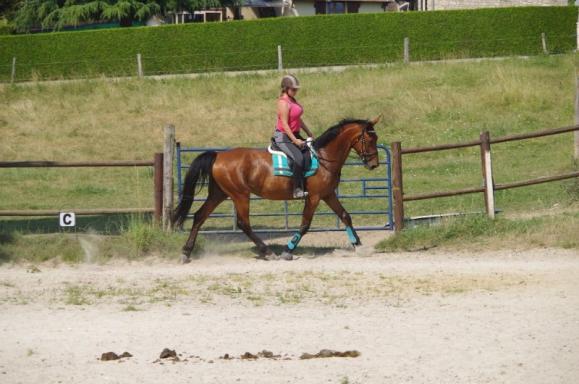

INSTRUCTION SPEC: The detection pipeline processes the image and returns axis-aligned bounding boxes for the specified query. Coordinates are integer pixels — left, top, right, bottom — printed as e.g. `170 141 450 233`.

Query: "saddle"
268 139 319 177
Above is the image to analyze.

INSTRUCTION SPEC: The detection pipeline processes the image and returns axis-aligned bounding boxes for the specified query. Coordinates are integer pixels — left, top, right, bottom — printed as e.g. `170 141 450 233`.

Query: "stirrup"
293 189 308 199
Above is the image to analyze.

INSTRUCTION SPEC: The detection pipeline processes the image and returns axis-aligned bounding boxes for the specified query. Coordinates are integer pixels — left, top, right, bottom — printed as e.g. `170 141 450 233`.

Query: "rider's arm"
300 119 314 138
278 99 304 146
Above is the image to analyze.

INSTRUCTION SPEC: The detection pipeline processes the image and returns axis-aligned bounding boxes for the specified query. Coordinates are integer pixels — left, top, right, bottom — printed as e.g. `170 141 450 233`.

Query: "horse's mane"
313 118 370 150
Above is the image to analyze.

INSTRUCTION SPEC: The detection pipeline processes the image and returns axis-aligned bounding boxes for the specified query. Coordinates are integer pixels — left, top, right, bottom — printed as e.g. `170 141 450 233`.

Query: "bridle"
353 124 378 165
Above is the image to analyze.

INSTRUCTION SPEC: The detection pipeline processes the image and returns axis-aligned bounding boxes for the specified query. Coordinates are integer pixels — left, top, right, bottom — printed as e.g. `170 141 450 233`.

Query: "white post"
163 124 175 231
541 33 548 55
404 37 410 64
277 45 283 72
11 57 16 84
575 74 579 162
576 12 579 52
137 53 143 78
480 131 495 219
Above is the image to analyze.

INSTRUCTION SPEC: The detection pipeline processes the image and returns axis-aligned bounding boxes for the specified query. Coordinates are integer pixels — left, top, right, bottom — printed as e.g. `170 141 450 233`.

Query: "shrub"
0 7 576 81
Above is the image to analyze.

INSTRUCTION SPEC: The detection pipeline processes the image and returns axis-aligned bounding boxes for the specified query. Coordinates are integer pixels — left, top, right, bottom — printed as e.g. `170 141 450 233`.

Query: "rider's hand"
294 139 306 148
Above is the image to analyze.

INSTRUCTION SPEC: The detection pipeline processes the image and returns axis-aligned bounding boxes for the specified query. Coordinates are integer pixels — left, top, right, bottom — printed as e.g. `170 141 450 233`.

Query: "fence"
2 32 575 83
0 155 165 222
391 124 579 231
176 144 393 233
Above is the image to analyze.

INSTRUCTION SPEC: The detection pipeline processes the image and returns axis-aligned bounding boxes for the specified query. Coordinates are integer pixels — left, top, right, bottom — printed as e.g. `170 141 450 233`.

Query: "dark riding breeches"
273 131 306 190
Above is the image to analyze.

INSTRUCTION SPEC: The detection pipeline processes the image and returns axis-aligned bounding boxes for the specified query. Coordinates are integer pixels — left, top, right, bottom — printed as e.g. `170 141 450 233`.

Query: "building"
415 0 566 11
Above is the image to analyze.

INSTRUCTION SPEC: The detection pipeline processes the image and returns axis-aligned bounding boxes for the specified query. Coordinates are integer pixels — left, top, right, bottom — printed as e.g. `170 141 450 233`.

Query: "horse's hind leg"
231 195 276 259
181 186 226 263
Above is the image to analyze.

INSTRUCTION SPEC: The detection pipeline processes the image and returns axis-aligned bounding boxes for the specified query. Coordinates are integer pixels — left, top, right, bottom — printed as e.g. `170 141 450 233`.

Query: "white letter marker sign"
59 212 76 227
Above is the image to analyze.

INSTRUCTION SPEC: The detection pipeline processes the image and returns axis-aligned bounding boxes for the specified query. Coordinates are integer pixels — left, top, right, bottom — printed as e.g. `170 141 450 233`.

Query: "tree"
11 0 161 32
101 0 160 27
0 0 22 19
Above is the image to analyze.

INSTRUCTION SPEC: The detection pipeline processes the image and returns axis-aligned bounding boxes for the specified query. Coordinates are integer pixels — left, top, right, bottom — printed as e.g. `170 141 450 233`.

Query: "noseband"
353 125 378 165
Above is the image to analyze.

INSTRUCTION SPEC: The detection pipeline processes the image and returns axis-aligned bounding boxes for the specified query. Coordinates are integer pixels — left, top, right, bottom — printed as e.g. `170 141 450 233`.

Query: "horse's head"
351 115 381 170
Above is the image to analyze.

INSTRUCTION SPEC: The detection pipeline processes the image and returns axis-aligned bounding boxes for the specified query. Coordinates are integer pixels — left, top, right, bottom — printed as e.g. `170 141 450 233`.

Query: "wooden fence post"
541 33 548 55
403 37 410 64
480 131 495 219
11 57 16 84
577 12 579 52
153 152 164 225
277 45 283 72
163 125 175 231
137 53 143 78
575 74 579 163
392 141 405 231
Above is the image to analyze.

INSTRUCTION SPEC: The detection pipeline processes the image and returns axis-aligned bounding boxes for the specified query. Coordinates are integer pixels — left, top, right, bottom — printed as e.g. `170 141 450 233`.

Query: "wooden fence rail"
392 124 579 231
0 154 164 223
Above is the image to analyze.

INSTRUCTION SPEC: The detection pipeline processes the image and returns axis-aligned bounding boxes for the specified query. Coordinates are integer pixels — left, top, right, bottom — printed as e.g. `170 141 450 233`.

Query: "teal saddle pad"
268 145 319 177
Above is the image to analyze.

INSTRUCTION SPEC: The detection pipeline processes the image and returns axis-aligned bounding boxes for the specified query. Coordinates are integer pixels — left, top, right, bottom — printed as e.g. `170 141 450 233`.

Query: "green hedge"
0 6 576 82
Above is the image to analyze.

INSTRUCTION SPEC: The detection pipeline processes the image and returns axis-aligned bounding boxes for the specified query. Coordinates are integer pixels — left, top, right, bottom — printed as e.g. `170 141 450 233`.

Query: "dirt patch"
0 248 578 384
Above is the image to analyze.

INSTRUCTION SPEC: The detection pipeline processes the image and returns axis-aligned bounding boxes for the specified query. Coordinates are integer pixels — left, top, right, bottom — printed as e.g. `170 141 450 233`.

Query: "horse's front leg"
280 195 321 260
323 193 362 247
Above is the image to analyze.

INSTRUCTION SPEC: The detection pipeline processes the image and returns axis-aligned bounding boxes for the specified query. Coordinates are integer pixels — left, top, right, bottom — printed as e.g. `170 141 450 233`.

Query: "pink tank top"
276 95 303 133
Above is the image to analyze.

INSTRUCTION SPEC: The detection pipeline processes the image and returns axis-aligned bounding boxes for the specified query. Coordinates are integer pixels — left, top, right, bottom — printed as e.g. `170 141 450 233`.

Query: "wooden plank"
404 186 485 202
0 160 154 168
391 142 405 231
0 208 153 217
494 172 579 191
490 124 579 144
401 139 481 154
401 125 579 156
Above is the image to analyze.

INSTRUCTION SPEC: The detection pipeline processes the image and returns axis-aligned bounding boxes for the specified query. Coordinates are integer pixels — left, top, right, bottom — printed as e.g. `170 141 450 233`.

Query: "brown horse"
172 116 381 263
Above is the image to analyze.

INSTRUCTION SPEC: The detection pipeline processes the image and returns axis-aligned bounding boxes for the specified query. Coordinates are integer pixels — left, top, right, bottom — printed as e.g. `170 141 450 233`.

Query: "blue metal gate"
176 144 393 233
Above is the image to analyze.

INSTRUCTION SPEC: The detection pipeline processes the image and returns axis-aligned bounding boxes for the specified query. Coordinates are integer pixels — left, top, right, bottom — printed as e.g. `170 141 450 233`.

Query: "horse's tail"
172 151 217 229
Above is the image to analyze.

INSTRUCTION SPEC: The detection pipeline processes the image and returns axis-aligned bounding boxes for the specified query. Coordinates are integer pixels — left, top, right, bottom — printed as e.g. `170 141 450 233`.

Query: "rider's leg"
274 132 307 198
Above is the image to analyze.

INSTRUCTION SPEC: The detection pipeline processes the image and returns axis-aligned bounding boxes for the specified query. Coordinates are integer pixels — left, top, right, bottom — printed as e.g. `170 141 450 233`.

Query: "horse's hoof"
180 254 191 264
265 252 279 261
279 251 295 261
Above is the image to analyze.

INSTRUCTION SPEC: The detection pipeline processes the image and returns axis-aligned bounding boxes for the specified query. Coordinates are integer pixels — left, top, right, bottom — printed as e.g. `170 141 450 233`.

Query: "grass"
0 270 526 308
0 54 578 257
0 215 199 264
376 212 579 252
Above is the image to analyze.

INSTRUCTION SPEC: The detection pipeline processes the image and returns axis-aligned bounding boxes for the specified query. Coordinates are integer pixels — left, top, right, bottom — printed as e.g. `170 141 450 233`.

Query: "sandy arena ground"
0 234 578 384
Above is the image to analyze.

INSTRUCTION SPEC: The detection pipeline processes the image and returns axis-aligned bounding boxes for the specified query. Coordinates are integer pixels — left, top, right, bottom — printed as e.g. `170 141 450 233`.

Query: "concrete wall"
431 0 567 10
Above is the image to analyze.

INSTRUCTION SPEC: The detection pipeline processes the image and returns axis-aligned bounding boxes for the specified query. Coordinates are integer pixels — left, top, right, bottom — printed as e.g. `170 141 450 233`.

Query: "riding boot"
292 166 308 199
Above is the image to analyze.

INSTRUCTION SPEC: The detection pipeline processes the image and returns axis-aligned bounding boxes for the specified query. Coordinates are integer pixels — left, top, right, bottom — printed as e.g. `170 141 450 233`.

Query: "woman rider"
273 74 315 199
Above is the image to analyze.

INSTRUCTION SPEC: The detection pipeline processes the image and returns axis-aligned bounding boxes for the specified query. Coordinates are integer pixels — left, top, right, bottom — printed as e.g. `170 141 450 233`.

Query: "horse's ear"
370 114 383 126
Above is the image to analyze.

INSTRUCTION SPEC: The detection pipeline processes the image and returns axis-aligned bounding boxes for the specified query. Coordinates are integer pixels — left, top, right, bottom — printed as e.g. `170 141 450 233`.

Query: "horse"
172 116 382 263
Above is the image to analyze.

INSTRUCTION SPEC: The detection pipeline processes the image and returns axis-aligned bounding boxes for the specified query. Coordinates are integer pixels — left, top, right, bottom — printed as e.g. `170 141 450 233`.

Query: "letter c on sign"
59 212 76 227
